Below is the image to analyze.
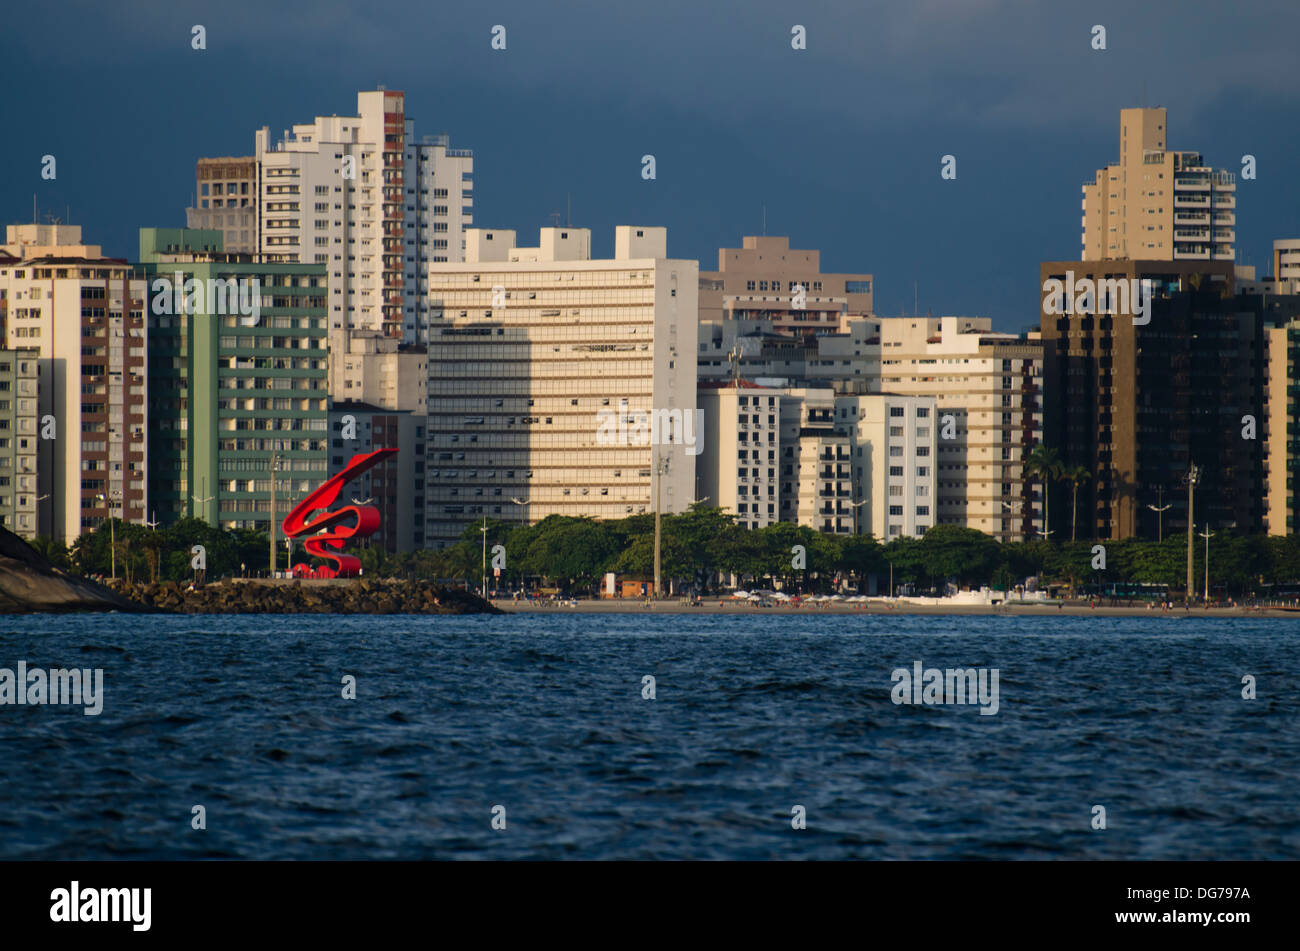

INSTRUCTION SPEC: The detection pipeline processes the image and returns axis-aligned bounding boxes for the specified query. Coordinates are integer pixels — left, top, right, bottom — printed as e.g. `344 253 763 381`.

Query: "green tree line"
36 508 1300 598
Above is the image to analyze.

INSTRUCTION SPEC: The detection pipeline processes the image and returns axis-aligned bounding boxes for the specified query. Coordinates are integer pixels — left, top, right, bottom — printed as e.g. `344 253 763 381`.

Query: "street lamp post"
1199 524 1215 603
480 517 489 600
653 448 665 603
848 497 868 537
1185 463 1200 605
1147 485 1172 543
269 453 282 577
95 490 122 580
510 497 530 596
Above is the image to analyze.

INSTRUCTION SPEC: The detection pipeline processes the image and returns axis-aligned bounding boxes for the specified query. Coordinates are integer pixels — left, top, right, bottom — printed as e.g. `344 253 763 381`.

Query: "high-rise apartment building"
873 316 1043 541
424 226 698 547
254 89 473 394
696 380 782 530
186 157 259 253
137 227 329 532
835 393 938 539
1082 108 1236 262
0 224 148 543
0 347 39 537
1039 259 1300 540
1263 317 1300 536
1273 239 1300 287
698 236 872 334
775 387 854 534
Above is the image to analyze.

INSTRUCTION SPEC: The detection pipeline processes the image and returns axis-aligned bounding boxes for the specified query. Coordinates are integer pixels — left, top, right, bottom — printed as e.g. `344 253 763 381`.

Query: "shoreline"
492 597 1300 619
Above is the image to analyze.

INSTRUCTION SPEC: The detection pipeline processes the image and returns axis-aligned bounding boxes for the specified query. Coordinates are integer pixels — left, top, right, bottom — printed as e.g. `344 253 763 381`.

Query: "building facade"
0 347 39 537
424 226 698 547
1082 107 1236 263
835 393 938 539
0 224 148 543
186 157 259 254
874 316 1042 540
698 235 872 334
137 227 329 533
255 89 473 393
1039 259 1300 540
329 402 425 552
1264 317 1300 535
696 380 781 530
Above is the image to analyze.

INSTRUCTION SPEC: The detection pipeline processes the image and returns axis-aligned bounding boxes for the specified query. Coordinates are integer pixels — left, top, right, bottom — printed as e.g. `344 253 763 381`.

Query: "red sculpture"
281 448 398 578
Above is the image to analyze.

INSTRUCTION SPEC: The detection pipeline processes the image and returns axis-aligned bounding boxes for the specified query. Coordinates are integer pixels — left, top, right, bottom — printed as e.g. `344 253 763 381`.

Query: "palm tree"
1062 465 1092 541
1024 445 1063 538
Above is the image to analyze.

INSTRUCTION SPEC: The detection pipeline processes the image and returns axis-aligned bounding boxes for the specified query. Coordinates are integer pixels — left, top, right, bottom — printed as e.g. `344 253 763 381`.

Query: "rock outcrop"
0 527 151 614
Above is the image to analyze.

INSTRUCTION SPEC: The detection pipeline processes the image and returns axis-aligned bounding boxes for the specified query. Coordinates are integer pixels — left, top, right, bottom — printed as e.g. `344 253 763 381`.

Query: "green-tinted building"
0 347 39 537
137 228 328 533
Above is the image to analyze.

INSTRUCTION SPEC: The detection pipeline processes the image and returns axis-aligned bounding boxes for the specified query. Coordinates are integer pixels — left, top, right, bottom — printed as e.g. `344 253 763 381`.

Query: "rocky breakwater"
104 577 501 615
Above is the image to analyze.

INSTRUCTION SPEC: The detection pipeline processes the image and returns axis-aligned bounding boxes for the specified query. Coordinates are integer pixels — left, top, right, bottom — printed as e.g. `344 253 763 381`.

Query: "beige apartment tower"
0 224 148 543
697 380 781 530
1082 108 1235 262
186 157 259 254
874 316 1043 541
698 236 873 335
424 226 698 547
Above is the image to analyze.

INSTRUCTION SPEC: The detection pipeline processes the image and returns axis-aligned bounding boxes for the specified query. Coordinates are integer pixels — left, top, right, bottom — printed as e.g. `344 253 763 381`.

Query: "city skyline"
4 1 1299 330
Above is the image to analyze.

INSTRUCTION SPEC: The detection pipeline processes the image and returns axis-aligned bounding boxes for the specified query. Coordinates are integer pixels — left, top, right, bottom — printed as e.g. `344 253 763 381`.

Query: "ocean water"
0 612 1296 860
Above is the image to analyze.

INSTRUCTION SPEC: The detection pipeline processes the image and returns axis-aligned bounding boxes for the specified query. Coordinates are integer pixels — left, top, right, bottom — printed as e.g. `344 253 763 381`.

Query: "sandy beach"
493 597 1300 619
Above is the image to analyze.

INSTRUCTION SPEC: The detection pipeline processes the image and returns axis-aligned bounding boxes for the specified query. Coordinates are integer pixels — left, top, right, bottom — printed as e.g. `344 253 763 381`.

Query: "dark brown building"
1039 259 1282 540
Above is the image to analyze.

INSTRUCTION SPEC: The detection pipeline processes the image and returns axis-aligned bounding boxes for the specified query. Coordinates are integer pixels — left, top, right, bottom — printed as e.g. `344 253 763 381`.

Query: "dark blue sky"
4 0 1297 331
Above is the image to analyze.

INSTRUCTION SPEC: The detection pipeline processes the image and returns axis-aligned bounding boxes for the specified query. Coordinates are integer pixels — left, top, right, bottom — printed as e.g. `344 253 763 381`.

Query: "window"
889 406 905 418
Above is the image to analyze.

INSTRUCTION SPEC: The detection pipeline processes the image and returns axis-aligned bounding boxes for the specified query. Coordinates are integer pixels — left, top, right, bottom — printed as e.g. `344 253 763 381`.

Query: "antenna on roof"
567 193 571 227
761 205 766 236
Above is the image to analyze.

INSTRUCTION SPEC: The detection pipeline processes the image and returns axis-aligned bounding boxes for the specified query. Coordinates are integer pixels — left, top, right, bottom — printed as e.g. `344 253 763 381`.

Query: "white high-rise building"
254 89 473 394
835 393 938 539
697 380 782 529
424 226 698 547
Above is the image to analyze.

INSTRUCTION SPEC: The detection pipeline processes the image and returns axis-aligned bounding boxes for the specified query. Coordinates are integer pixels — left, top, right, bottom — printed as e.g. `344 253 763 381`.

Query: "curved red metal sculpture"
281 448 399 578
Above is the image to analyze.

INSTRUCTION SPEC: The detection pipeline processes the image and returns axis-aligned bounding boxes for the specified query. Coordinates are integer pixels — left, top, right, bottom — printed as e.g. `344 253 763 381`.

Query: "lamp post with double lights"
1185 463 1200 605
509 498 531 594
1199 524 1215 603
1147 485 1172 543
848 497 868 537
